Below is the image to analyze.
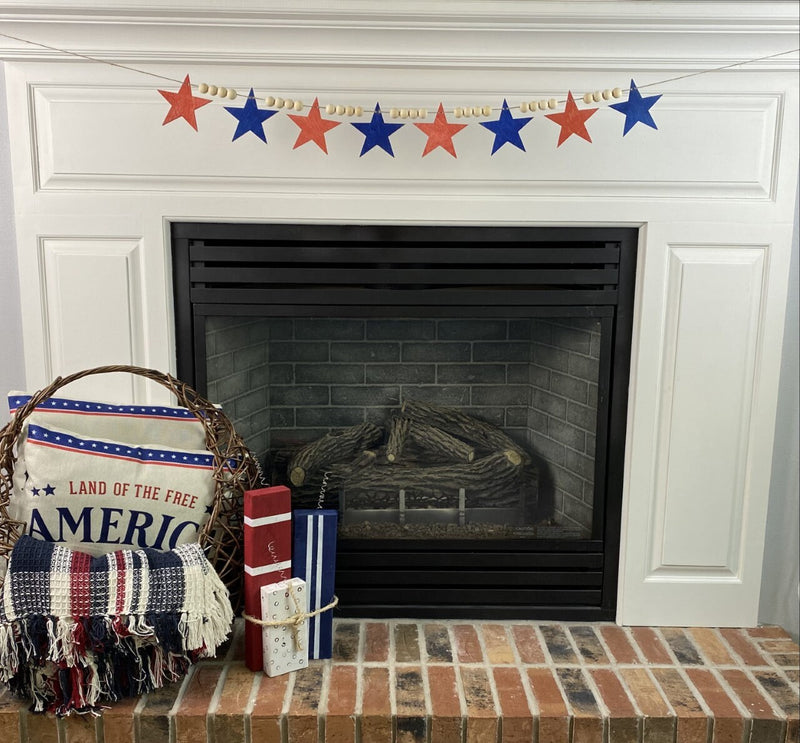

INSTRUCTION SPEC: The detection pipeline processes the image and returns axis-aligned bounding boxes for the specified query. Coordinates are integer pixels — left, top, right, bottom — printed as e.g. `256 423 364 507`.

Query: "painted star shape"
480 99 533 155
288 97 340 153
158 75 212 131
351 104 404 157
545 91 598 147
224 88 278 143
610 79 662 135
414 103 467 158
43 484 56 496
31 486 40 497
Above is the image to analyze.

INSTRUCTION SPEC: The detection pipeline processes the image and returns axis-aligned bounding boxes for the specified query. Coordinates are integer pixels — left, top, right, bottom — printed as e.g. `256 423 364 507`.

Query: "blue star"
480 100 533 155
351 104 404 157
224 88 278 143
43 484 56 496
609 80 662 135
31 486 40 497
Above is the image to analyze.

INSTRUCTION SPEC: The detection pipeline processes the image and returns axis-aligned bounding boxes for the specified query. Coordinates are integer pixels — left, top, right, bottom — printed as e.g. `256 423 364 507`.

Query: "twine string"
242 593 339 652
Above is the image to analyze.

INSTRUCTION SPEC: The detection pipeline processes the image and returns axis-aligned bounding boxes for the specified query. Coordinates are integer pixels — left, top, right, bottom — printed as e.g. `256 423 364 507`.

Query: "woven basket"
0 364 260 612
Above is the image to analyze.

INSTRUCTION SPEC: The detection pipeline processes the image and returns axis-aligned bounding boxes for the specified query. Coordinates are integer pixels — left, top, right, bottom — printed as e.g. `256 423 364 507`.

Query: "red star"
414 104 468 157
158 75 212 131
287 98 341 153
545 91 598 147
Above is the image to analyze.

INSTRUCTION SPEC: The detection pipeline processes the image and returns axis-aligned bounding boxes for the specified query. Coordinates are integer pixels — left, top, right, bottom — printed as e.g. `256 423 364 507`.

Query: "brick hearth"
0 620 797 742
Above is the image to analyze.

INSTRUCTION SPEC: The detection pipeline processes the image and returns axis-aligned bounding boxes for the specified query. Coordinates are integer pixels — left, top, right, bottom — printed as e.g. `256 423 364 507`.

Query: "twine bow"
243 592 339 653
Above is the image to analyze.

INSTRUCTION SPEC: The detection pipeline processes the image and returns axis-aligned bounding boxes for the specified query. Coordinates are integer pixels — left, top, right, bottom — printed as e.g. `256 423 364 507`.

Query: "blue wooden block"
292 509 338 659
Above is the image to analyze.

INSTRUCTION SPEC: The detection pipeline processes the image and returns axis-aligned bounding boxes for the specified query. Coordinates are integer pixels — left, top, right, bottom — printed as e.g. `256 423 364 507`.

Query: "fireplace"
172 222 637 618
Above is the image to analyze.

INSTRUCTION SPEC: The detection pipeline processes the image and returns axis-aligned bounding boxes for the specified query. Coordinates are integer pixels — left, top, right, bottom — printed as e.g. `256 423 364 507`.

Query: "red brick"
752 670 800 743
527 668 569 743
361 667 392 743
556 668 603 743
651 667 709 743
598 625 640 664
138 677 186 743
332 622 361 662
539 625 578 664
688 628 736 665
424 624 454 663
363 622 389 663
23 711 59 743
287 665 323 743
428 665 463 743
99 695 141 743
568 625 610 665
453 625 484 664
61 714 99 743
629 627 672 665
511 625 545 664
757 639 800 654
482 624 515 665
174 666 223 743
395 623 421 662
660 628 702 665
721 668 785 743
685 667 746 743
590 668 639 743
395 666 427 743
212 663 255 743
325 665 357 743
460 667 498 743
719 628 770 666
493 667 533 743
250 673 290 743
619 668 675 743
748 627 792 639
0 688 24 743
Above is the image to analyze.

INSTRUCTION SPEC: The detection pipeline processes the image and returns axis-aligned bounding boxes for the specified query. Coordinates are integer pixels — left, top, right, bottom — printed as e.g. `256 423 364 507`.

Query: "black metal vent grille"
171 222 638 620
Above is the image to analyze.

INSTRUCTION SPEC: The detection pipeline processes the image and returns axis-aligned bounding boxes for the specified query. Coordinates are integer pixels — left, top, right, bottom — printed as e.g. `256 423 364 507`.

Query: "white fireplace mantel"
0 1 798 627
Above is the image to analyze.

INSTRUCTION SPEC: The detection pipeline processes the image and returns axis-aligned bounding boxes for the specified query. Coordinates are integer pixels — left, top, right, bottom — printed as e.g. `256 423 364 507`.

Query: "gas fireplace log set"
285 401 532 512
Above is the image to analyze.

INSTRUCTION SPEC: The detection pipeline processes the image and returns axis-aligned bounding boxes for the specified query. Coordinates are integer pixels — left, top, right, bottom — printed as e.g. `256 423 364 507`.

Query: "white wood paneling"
39 238 146 401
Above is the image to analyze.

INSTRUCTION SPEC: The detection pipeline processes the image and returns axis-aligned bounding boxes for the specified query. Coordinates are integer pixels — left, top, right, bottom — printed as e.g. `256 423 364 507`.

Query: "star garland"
158 76 665 156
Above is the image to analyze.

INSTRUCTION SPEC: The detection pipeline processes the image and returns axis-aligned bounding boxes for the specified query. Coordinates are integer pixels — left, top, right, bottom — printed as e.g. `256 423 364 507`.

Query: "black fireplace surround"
172 223 637 620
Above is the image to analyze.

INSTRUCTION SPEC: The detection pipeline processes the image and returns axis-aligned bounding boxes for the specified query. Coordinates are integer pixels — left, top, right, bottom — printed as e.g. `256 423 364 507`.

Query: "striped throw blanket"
0 536 233 715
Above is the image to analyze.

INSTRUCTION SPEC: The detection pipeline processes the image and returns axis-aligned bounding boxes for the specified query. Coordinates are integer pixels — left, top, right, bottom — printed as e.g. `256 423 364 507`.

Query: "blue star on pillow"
609 80 662 135
224 88 279 143
351 104 404 157
480 100 533 155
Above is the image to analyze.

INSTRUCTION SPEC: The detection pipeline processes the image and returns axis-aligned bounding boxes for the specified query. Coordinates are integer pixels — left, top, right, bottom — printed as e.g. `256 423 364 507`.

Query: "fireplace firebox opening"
172 223 637 619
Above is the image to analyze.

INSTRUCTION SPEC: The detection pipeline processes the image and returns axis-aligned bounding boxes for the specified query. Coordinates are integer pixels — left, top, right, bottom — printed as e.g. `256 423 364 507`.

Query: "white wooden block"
260 578 309 677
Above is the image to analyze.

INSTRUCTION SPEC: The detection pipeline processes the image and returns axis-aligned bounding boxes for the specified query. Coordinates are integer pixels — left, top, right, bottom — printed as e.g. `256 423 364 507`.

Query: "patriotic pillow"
10 421 217 556
8 391 208 450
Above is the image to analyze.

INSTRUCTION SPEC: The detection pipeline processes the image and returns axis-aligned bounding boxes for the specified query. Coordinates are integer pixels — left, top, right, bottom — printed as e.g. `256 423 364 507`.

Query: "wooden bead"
293 100 303 111
335 105 345 115
226 89 237 100
520 102 529 113
198 82 209 94
538 100 548 111
592 91 601 102
582 92 593 105
419 108 428 119
355 106 363 116
390 108 399 118
217 87 227 97
399 108 408 119
454 107 463 118
409 109 418 119
462 107 471 117
274 97 284 108
548 98 557 109
612 87 622 98
482 106 491 116
325 104 336 114
471 106 480 117
283 99 294 109
345 105 355 116
265 96 276 106
602 89 612 100
208 85 218 96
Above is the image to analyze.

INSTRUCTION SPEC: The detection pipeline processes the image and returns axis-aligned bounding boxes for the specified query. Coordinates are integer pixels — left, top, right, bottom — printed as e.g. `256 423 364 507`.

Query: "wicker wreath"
0 364 260 612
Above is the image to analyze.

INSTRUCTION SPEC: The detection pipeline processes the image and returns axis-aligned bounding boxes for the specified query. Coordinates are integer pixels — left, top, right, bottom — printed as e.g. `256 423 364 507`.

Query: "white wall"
0 63 25 426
